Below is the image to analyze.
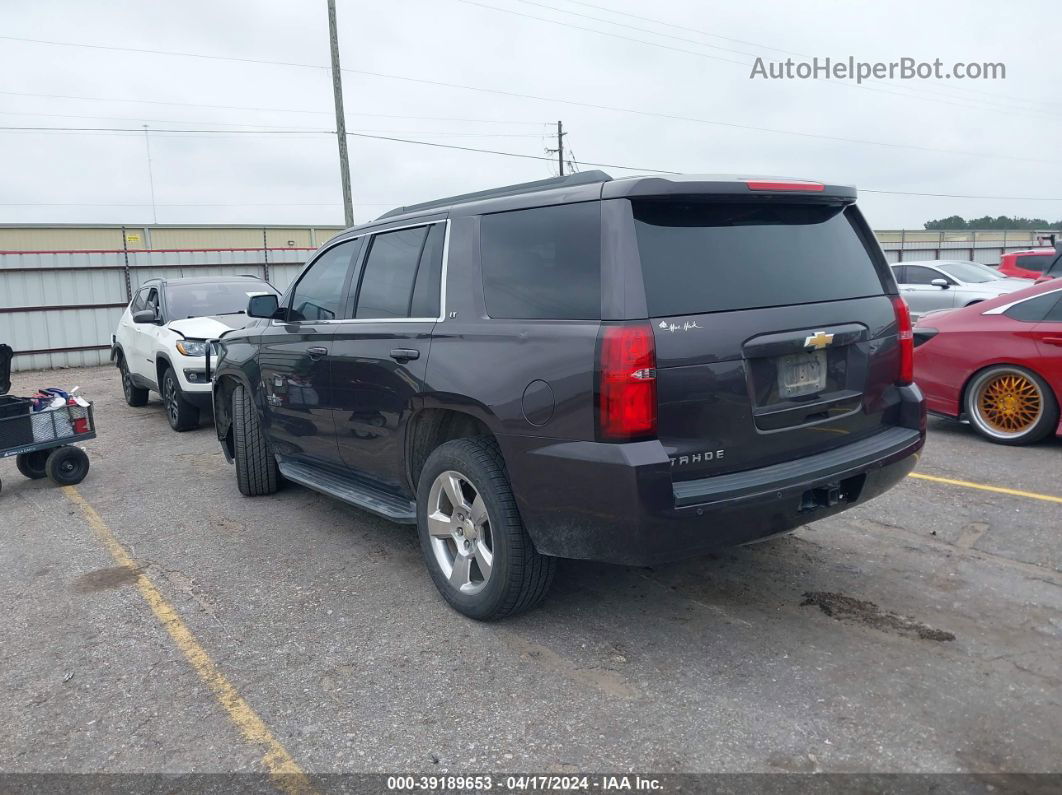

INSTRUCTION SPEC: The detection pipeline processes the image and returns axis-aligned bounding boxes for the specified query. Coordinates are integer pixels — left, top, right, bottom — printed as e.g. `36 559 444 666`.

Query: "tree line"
924 215 1061 230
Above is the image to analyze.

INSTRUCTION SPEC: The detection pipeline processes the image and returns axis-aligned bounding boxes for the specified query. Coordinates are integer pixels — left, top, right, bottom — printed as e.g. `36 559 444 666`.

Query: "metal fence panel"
1 247 312 372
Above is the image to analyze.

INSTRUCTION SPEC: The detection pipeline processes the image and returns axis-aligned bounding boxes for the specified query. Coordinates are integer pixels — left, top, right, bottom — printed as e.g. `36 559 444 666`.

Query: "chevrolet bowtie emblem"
804 331 834 350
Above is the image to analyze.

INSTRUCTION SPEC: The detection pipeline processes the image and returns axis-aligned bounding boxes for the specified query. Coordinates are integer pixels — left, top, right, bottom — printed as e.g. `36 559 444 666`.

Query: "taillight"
891 296 914 386
598 323 657 441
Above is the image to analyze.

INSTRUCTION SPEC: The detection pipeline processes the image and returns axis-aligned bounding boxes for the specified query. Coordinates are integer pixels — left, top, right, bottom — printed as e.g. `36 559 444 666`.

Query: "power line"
0 34 325 71
457 0 1062 119
3 126 1060 203
0 89 547 125
549 0 1062 111
0 120 546 138
345 130 676 172
4 34 1053 162
340 67 1062 167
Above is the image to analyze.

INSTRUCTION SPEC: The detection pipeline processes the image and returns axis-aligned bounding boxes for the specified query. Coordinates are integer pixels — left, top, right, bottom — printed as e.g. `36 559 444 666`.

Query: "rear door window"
905 266 944 285
632 202 885 317
1016 254 1050 273
480 202 601 320
354 225 432 319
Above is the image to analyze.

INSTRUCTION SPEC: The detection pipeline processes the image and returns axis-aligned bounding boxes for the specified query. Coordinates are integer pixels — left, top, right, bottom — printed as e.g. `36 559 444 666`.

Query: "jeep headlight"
175 339 207 357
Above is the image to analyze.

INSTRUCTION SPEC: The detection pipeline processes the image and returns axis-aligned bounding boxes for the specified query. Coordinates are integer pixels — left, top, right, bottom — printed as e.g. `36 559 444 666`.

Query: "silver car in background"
891 260 1029 319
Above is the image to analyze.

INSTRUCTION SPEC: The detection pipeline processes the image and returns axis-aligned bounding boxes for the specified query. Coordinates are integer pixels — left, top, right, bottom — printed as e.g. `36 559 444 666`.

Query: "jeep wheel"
965 365 1058 445
416 438 555 620
232 384 279 496
119 357 149 407
162 369 200 432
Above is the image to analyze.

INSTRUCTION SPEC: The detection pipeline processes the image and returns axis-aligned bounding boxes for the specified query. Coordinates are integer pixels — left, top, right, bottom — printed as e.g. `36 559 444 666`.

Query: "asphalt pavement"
1 364 1059 779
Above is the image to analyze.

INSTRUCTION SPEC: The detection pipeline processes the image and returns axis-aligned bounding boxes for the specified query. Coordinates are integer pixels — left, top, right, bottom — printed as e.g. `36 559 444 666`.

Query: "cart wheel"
16 450 50 480
45 446 90 486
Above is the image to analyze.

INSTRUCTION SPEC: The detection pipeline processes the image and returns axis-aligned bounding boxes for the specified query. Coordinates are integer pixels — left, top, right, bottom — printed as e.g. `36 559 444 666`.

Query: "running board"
277 459 417 524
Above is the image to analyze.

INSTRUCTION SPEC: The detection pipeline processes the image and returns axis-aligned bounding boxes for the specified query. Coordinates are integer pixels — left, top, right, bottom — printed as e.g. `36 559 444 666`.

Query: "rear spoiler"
602 176 857 204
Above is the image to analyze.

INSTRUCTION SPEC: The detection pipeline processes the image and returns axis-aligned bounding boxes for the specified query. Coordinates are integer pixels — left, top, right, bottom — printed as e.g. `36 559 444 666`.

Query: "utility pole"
556 120 565 176
327 0 354 227
142 124 158 225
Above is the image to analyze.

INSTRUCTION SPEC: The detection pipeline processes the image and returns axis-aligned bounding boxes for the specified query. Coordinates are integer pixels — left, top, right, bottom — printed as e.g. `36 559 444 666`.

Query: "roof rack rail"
375 170 613 221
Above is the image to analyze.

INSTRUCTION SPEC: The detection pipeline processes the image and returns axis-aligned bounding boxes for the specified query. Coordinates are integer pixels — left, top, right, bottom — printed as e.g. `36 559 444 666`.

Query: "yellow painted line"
908 472 1062 505
62 486 315 795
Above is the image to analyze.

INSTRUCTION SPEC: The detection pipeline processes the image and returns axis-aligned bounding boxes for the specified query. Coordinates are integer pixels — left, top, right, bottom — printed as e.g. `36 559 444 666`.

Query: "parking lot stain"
801 591 956 642
72 566 140 593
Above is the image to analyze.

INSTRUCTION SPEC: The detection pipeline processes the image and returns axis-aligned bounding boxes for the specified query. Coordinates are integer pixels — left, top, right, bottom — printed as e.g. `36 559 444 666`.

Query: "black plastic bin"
0 397 34 448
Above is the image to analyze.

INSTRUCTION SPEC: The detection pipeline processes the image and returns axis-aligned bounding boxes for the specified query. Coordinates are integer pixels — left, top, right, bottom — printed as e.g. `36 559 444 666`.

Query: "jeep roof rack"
375 169 613 221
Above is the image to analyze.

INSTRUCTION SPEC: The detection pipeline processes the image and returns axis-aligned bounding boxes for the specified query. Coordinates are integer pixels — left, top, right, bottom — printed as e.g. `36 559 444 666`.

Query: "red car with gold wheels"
913 280 1062 445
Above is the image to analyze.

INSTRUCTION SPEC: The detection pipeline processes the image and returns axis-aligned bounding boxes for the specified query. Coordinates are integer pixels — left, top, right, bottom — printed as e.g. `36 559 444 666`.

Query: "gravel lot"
2 364 1060 777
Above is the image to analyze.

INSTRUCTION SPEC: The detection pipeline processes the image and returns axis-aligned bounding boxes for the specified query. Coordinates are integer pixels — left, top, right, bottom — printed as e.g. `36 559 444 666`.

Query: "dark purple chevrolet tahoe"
210 171 925 619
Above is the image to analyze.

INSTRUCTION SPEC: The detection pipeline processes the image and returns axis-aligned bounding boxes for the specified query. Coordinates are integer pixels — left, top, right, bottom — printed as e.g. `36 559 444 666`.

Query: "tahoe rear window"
632 201 885 317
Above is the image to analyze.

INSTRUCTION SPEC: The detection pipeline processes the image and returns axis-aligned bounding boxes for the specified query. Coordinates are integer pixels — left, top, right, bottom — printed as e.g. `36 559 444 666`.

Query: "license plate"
778 350 827 399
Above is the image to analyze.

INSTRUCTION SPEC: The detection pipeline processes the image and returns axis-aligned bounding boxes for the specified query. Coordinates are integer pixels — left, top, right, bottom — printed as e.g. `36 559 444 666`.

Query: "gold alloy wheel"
975 372 1042 434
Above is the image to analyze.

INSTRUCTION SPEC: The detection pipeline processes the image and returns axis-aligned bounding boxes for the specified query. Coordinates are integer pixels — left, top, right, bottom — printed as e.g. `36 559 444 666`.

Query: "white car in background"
111 275 279 431
891 260 1029 320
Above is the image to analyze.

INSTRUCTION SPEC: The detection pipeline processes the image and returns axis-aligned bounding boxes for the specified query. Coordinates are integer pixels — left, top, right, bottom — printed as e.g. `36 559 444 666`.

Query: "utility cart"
0 344 95 495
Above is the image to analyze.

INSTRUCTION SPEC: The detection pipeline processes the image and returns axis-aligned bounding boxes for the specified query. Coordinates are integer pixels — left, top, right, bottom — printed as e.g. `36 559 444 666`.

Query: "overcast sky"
1 0 1058 229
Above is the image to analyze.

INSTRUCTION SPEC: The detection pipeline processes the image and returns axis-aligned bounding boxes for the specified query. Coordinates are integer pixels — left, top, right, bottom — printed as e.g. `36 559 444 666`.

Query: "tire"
45 446 90 486
119 356 149 407
964 365 1059 445
416 437 555 620
162 368 200 432
232 384 279 496
16 450 49 480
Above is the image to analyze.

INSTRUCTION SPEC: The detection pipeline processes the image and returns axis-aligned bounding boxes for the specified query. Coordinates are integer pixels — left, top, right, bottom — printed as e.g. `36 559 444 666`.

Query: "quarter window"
1038 293 1062 322
410 223 445 318
480 202 601 320
1004 292 1062 322
289 239 359 322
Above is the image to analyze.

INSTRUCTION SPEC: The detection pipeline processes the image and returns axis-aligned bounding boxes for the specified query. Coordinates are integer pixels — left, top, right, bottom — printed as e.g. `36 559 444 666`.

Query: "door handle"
389 348 420 362
306 346 328 360
1042 336 1062 346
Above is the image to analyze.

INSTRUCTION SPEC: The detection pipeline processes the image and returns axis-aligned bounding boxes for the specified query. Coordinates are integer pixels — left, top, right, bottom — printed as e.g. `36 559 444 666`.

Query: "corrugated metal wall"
1 247 311 372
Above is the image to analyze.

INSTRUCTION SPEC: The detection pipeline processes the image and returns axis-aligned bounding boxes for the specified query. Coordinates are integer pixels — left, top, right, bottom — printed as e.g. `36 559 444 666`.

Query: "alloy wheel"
972 369 1043 439
425 470 494 595
164 376 179 425
121 364 134 402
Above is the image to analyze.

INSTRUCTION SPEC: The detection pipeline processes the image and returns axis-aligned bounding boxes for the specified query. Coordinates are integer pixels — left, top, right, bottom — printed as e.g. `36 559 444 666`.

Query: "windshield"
632 201 884 316
167 281 277 319
935 261 1003 283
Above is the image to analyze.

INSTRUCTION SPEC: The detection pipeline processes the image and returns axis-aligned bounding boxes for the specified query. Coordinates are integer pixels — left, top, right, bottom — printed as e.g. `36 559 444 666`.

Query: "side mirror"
248 294 280 319
132 309 157 323
930 278 950 289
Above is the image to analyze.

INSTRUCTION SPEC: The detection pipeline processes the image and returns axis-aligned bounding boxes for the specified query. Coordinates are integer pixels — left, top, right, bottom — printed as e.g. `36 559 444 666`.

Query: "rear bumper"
502 387 925 566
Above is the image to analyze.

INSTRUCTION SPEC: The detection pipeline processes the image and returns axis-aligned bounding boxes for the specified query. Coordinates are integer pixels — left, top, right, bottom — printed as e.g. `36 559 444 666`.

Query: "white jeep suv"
111 276 278 431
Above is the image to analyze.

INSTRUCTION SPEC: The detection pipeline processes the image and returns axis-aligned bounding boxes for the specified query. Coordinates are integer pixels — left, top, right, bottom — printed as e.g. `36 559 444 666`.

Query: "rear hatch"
630 194 902 482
